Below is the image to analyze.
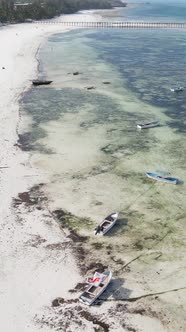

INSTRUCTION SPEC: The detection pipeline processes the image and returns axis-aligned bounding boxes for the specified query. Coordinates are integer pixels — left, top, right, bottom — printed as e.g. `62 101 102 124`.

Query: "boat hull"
32 80 53 86
146 172 178 184
137 121 160 129
170 87 183 92
79 271 112 306
94 212 118 235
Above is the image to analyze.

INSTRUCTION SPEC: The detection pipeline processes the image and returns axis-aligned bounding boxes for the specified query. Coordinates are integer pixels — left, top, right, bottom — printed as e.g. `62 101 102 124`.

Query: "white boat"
145 172 179 184
170 86 184 92
94 212 119 235
137 121 160 129
79 271 112 306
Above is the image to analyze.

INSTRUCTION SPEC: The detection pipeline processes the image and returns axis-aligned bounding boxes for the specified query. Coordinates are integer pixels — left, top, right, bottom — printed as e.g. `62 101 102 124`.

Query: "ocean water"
20 4 186 239
118 0 186 22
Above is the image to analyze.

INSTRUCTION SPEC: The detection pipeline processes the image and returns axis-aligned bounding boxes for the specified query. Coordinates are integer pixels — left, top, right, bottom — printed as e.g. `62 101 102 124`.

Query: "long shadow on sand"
96 278 132 305
106 218 128 237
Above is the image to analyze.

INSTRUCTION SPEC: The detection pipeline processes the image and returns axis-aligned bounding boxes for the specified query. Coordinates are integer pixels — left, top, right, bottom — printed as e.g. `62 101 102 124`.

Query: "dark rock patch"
52 297 65 307
52 209 68 222
91 242 104 250
13 184 47 208
67 230 88 243
69 282 87 293
86 262 107 274
79 310 110 332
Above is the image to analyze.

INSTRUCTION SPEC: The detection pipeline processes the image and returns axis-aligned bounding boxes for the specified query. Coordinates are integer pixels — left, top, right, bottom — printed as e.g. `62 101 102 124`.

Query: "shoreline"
0 17 87 332
0 9 186 332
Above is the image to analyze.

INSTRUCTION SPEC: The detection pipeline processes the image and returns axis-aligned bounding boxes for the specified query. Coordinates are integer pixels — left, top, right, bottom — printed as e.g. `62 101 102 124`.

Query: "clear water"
119 1 186 22
20 4 186 228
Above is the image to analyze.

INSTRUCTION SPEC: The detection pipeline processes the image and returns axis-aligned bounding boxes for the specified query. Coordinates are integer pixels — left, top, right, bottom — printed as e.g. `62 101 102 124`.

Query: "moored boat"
137 121 160 129
94 212 119 235
79 271 112 306
170 86 184 92
145 172 179 184
32 80 53 86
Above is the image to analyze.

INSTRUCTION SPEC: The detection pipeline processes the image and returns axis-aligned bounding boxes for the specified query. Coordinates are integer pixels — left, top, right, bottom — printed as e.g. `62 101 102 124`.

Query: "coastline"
0 10 186 332
0 17 87 332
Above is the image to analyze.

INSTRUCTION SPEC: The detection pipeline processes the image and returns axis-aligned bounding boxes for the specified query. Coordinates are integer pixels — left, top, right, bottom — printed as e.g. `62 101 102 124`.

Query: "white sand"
0 18 87 332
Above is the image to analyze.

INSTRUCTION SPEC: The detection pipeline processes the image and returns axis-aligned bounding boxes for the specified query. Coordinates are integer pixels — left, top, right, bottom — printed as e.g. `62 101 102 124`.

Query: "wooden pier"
36 21 186 29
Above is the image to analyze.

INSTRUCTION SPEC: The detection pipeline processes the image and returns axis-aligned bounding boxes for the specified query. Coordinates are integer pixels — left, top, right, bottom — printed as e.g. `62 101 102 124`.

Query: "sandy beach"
0 16 89 332
0 10 186 332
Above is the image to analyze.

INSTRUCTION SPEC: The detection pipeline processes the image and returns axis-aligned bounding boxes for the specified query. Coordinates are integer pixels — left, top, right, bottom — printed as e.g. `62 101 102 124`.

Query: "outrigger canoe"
79 271 112 306
94 212 119 235
145 172 179 184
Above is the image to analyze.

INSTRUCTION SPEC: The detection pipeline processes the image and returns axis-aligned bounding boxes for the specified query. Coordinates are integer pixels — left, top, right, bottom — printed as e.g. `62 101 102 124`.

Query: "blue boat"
145 172 179 184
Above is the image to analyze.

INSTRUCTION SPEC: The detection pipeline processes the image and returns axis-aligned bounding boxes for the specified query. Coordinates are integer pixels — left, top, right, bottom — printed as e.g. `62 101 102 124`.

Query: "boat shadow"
177 179 184 185
106 217 128 237
95 278 132 305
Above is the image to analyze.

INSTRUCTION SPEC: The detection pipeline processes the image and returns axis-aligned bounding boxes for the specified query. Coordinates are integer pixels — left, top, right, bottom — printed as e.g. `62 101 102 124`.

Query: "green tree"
0 0 125 23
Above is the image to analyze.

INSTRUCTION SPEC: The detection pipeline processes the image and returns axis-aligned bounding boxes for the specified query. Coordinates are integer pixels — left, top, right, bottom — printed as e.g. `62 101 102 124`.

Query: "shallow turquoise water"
22 28 186 140
20 4 186 221
119 0 186 22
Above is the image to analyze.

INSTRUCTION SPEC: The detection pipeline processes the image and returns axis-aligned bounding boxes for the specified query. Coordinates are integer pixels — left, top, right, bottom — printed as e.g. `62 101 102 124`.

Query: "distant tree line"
0 0 127 23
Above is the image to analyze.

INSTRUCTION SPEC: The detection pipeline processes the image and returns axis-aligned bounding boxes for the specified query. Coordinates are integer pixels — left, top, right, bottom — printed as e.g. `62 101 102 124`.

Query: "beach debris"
52 297 65 307
73 71 80 75
2 66 5 69
102 81 111 84
13 184 46 207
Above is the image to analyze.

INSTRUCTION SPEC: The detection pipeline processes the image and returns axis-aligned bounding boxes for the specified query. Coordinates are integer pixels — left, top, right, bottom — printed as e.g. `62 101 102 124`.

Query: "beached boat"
170 86 184 92
79 271 112 306
32 80 53 86
137 121 160 129
94 212 119 235
145 172 178 184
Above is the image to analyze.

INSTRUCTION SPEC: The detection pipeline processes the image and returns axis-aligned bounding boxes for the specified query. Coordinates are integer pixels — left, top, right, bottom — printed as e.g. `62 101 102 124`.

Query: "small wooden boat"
137 121 160 129
170 86 184 92
94 212 119 235
79 271 112 306
145 172 179 184
32 80 53 86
